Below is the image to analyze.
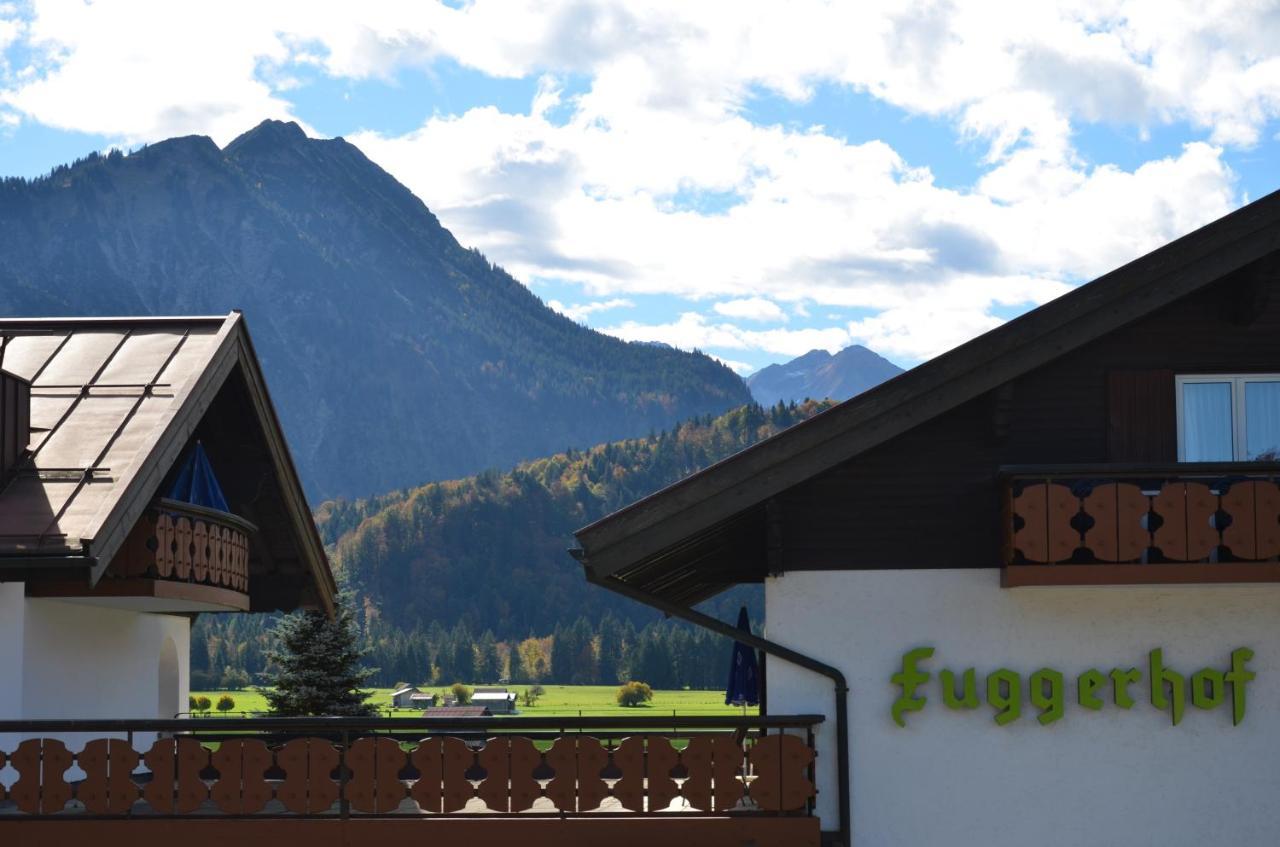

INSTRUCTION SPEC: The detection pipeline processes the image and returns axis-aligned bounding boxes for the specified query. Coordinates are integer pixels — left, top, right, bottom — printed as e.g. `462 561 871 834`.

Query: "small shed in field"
472 689 518 714
409 692 438 709
390 686 419 708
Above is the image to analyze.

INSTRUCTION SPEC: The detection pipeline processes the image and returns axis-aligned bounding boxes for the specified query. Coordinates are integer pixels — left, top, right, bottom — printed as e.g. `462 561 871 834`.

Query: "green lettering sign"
891 647 933 727
1150 648 1185 726
1030 668 1064 725
1077 669 1105 711
987 669 1021 726
888 647 1254 728
941 668 979 710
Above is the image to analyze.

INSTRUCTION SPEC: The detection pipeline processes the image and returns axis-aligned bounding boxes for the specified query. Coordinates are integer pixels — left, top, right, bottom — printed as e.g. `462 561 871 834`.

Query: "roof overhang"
574 188 1280 605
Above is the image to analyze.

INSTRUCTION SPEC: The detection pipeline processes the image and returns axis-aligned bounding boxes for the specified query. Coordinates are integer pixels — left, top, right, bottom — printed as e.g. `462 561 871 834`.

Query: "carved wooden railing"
105 499 254 593
1002 464 1280 585
0 715 820 818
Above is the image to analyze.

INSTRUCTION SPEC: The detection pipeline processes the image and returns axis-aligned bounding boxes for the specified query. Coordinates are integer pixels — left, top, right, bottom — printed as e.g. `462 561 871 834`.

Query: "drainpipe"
581 567 851 847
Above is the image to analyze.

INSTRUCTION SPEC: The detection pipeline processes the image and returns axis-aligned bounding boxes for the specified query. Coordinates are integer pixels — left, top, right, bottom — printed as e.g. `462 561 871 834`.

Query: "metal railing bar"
0 715 823 734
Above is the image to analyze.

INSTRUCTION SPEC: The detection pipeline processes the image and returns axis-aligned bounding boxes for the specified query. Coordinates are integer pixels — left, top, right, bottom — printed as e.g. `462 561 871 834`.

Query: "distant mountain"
746 345 903 406
0 121 751 499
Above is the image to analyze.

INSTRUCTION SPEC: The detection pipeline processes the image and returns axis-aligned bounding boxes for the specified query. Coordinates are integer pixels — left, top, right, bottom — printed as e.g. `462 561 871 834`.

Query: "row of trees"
192 611 747 692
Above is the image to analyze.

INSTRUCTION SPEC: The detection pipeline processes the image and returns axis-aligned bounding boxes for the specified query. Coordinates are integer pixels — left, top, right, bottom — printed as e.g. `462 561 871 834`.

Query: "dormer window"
1176 374 1280 461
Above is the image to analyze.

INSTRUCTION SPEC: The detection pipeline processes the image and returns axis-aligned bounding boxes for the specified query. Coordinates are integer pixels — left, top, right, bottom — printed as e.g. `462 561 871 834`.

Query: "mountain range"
0 120 749 499
747 345 904 406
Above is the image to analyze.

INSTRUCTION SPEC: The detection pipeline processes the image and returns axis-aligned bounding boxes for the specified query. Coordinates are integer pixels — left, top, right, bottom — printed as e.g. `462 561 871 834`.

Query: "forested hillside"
193 400 831 689
0 120 749 498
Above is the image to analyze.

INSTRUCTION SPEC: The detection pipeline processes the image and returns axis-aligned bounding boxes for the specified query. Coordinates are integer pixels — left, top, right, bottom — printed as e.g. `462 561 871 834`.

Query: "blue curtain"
1182 382 1233 461
1245 381 1280 459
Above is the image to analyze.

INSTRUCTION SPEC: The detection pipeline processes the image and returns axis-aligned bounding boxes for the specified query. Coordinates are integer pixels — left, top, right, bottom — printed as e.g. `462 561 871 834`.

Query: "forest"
192 399 830 690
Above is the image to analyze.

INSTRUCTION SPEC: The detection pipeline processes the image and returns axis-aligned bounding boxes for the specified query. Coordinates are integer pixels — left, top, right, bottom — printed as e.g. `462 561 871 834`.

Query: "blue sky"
2 1 1279 373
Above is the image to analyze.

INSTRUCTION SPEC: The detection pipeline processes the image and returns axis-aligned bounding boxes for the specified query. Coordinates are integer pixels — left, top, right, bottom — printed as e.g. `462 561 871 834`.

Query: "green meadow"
190 685 755 718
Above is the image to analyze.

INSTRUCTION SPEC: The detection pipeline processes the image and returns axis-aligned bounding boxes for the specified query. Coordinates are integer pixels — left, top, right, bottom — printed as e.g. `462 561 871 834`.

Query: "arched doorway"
158 635 180 718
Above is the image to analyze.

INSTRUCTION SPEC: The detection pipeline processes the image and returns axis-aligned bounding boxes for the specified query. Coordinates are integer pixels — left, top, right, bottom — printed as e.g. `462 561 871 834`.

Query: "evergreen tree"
570 617 596 684
597 613 623 685
476 630 500 682
263 594 376 716
450 623 476 682
549 624 573 684
510 640 529 683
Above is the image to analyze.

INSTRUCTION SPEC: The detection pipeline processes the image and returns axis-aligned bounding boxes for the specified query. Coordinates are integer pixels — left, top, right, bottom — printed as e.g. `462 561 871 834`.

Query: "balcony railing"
0 715 820 819
1002 463 1280 585
105 498 253 594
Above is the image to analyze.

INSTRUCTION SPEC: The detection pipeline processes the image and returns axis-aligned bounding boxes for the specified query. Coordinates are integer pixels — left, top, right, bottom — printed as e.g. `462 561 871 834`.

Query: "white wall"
0 583 26 757
765 569 1280 846
21 599 189 720
0 583 24 721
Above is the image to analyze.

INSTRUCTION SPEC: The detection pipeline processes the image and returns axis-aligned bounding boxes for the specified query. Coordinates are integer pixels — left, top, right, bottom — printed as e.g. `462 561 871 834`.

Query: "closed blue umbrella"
725 606 759 707
166 441 230 512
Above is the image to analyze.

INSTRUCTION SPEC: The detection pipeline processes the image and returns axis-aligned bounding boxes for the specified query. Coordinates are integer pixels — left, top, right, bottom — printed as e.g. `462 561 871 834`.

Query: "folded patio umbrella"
166 441 230 513
725 606 760 707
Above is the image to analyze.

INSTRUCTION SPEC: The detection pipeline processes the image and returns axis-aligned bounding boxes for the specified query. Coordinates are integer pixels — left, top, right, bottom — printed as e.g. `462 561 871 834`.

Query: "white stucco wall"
765 569 1280 846
21 599 190 720
0 583 24 722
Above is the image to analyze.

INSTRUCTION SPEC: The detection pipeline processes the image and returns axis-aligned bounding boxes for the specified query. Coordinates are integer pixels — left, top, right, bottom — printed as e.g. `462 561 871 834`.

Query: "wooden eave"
574 188 1280 600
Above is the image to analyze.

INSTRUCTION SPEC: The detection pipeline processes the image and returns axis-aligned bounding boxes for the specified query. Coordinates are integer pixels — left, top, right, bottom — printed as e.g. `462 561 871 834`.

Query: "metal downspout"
582 569 851 847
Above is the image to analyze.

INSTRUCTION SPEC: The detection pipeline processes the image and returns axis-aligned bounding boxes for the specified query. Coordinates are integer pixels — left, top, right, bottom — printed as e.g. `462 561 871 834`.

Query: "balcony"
1002 463 1280 586
26 499 254 612
0 714 821 847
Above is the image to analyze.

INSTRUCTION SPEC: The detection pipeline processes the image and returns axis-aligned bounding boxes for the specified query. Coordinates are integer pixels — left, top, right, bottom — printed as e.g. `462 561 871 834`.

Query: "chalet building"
0 314 335 729
576 193 1280 846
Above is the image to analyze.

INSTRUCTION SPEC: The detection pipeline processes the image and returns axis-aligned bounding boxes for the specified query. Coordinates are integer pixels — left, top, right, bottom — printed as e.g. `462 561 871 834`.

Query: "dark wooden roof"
574 188 1280 605
424 706 491 717
0 313 335 614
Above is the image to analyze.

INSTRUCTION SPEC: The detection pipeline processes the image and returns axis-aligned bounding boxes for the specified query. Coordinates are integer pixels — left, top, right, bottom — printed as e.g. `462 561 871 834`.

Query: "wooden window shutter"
1107 369 1175 462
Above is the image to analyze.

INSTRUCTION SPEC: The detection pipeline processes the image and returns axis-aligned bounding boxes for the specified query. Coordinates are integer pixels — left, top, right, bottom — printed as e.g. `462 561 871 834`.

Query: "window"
1176 374 1280 461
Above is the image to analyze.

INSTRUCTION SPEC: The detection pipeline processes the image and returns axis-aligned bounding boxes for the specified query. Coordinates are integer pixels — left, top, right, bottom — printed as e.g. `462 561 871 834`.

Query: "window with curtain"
1177 375 1280 461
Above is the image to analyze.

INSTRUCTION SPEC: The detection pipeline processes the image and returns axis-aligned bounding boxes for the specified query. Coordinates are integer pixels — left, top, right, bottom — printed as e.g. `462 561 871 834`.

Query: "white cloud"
0 0 1266 360
710 355 754 375
712 297 787 323
546 297 633 322
602 312 854 360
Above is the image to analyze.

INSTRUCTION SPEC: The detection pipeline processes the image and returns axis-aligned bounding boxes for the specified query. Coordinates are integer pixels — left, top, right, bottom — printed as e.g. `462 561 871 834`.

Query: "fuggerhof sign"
891 647 1255 727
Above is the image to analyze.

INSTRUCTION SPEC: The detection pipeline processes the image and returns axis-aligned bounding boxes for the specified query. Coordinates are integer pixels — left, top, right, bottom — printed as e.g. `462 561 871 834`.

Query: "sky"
1 2 1279 374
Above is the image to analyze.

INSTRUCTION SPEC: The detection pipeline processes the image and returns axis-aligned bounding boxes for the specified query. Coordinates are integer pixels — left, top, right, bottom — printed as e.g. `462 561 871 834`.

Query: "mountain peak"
223 119 308 156
747 343 903 406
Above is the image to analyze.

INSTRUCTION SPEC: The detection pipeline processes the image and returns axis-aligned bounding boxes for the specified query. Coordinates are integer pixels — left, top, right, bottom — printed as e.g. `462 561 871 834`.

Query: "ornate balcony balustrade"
0 715 820 820
1002 463 1280 586
106 498 253 594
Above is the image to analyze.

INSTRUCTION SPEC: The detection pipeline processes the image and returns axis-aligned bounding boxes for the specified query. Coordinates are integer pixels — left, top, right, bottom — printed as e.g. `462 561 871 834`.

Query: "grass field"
191 685 755 718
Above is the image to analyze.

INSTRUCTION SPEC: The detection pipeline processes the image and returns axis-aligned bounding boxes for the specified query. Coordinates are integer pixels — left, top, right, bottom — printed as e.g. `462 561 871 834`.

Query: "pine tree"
510 640 529 683
549 624 572 683
597 613 623 685
263 594 376 716
476 630 499 682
